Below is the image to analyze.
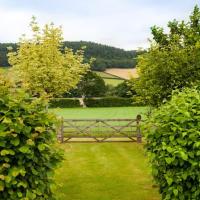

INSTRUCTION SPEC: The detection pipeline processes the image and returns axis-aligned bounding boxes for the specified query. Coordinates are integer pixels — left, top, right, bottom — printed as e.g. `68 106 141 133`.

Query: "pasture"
54 143 160 200
105 68 138 79
94 71 125 86
51 106 148 119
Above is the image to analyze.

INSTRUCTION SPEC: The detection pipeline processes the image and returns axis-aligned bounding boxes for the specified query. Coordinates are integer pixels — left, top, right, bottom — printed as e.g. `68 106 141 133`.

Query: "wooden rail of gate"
57 115 143 143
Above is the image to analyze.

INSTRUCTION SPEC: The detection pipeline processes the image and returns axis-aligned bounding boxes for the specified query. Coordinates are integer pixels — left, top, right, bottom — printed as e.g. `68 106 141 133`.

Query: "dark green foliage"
49 98 81 108
84 97 133 107
0 41 139 70
65 71 107 97
63 41 138 70
114 80 137 98
0 91 63 200
105 84 116 97
0 43 17 66
145 88 200 199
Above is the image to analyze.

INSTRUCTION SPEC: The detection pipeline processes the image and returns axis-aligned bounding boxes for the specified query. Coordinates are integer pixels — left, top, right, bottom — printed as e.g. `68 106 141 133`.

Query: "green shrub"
0 91 63 200
49 98 81 108
145 88 200 199
84 97 133 107
113 80 137 98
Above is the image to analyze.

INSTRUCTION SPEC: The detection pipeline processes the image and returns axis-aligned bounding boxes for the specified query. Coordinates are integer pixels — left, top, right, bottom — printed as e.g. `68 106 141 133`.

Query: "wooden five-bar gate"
57 115 143 143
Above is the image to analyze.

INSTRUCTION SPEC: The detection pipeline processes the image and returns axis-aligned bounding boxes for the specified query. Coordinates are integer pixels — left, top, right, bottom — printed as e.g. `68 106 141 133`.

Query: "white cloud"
0 0 199 49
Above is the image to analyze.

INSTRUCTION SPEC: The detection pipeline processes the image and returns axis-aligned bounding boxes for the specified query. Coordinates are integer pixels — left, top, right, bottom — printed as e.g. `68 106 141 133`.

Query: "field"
52 107 148 141
103 78 124 86
94 68 139 86
94 71 125 86
105 68 138 79
54 143 160 200
51 106 148 119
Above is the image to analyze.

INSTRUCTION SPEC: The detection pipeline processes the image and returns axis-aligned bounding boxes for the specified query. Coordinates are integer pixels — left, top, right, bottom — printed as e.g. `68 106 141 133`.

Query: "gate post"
136 115 142 143
57 117 64 143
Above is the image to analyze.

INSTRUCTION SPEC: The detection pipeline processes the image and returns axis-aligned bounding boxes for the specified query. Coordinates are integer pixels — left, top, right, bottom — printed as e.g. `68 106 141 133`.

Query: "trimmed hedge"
49 98 81 108
84 97 134 107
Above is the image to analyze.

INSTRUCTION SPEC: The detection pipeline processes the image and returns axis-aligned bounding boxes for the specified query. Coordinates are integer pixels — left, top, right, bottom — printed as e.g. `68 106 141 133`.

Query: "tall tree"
65 71 107 97
134 5 200 106
8 17 89 97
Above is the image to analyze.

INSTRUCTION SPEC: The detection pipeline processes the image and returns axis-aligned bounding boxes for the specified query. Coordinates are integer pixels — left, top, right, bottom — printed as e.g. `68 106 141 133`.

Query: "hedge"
0 91 63 199
145 88 200 199
49 98 81 108
84 97 134 107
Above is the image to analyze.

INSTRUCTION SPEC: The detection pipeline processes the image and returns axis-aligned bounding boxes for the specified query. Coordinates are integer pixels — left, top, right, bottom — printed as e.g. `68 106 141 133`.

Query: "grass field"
105 68 138 79
103 78 124 86
94 71 124 86
54 143 160 200
51 106 148 119
95 71 119 79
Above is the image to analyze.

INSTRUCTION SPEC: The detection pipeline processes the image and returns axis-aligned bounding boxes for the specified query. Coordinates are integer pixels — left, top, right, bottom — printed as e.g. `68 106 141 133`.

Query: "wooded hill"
0 41 139 71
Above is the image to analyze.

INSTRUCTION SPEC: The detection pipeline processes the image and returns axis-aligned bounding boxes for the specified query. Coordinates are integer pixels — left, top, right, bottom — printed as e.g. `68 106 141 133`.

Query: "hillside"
105 68 138 79
0 41 139 71
95 71 124 86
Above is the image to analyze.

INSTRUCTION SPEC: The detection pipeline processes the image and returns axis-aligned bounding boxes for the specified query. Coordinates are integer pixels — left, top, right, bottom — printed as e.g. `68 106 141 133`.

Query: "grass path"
54 143 160 200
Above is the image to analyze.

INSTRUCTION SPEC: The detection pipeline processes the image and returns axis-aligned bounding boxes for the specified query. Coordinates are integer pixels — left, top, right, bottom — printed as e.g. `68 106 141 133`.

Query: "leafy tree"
114 80 136 98
8 17 89 97
134 6 200 106
0 69 14 96
65 71 107 97
145 88 200 199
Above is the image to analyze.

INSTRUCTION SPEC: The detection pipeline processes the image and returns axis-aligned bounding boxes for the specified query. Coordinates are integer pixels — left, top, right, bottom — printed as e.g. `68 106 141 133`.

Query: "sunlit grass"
51 106 148 119
54 143 160 200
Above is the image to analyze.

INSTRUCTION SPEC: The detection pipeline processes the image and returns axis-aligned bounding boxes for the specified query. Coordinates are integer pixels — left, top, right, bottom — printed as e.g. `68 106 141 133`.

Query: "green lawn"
51 106 148 119
54 143 160 200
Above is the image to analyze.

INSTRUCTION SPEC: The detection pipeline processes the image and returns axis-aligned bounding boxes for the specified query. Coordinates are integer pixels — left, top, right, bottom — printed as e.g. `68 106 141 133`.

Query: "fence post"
136 114 142 143
57 117 64 143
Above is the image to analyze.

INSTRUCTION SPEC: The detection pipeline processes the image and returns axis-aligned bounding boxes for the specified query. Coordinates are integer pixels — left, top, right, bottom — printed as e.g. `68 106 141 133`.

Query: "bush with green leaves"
0 91 63 200
145 88 200 199
113 80 137 98
134 6 200 106
49 98 81 108
84 97 133 107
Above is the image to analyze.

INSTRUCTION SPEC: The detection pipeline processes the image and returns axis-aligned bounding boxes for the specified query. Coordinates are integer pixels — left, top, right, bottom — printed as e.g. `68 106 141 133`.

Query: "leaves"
1 149 15 156
145 88 200 199
134 6 200 106
10 138 20 146
0 90 63 199
8 18 89 97
19 146 31 154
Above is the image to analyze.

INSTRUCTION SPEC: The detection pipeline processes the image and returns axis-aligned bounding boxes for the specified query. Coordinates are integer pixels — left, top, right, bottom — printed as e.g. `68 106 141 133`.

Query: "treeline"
0 43 17 67
0 41 140 71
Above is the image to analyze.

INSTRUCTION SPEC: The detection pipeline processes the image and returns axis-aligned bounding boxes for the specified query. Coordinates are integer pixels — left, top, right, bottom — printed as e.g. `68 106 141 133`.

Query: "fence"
57 115 143 143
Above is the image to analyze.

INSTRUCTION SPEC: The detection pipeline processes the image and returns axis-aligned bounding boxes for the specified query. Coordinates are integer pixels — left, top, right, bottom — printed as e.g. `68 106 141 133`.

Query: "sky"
0 0 199 50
